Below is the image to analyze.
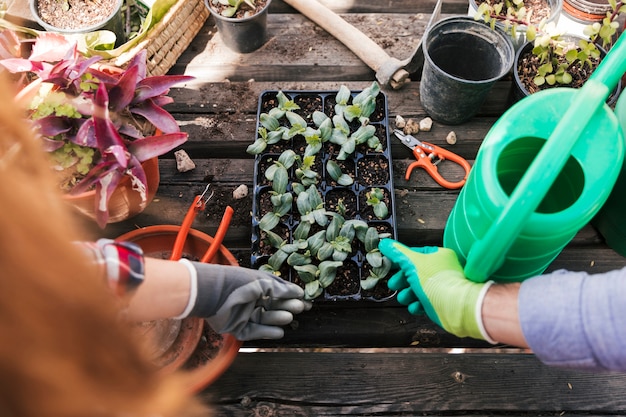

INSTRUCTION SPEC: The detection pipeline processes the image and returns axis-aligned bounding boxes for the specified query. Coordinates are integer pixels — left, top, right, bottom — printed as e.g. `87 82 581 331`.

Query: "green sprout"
366 188 389 219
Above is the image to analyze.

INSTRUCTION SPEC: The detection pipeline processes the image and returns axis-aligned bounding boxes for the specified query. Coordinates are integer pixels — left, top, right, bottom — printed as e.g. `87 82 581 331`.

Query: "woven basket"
109 0 208 76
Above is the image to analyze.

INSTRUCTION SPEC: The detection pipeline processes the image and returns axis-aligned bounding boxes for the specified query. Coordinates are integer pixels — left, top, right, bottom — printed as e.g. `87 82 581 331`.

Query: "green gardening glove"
379 239 494 341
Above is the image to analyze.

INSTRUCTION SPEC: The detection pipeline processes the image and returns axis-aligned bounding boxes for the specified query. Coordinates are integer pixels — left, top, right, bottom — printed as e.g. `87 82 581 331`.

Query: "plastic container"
445 88 624 282
205 0 271 53
420 16 514 125
556 0 610 37
444 32 626 283
250 89 397 301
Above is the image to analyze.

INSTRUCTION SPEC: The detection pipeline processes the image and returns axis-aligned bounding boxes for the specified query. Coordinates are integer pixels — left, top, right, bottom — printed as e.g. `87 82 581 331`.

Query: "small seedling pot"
205 0 271 53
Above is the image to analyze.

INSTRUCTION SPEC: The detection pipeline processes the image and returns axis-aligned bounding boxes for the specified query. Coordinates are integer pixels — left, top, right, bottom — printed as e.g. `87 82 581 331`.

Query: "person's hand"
180 260 311 341
379 239 494 341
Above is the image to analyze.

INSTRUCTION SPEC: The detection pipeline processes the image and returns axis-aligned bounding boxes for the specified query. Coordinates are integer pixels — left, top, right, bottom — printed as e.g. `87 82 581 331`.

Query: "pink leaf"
130 99 180 133
133 75 194 103
29 33 74 62
127 132 188 162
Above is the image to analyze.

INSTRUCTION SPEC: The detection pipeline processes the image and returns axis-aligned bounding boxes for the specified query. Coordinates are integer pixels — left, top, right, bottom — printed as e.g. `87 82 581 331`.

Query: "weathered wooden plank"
201 351 626 415
270 0 472 15
166 80 512 117
170 13 431 81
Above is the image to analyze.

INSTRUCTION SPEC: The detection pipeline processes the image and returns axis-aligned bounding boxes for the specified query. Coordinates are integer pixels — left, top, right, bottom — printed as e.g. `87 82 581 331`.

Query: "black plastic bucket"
419 16 514 125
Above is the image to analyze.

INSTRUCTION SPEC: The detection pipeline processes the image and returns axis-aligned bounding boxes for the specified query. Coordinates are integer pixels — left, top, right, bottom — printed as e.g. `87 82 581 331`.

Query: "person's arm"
379 239 626 372
84 239 311 341
124 257 191 321
481 282 528 348
518 268 626 371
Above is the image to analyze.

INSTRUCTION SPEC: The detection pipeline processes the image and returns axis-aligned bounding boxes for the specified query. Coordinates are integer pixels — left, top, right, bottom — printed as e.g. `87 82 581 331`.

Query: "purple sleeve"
518 267 626 372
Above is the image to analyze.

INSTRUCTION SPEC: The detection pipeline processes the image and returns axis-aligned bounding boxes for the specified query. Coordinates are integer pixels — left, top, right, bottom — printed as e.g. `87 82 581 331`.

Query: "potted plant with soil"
0 32 192 227
248 82 396 301
204 0 271 53
472 0 563 48
478 0 624 102
30 0 126 46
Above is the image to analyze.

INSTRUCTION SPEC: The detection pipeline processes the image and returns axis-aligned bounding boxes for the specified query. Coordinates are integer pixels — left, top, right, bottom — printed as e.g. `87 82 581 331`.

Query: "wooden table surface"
92 0 626 414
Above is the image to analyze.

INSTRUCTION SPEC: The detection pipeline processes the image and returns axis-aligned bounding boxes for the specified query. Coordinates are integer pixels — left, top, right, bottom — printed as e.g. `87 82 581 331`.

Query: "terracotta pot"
115 225 242 393
64 157 160 224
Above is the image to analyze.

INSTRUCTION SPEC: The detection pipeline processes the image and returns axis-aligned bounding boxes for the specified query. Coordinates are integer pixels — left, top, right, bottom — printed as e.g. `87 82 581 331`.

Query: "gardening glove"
379 239 495 342
176 260 312 341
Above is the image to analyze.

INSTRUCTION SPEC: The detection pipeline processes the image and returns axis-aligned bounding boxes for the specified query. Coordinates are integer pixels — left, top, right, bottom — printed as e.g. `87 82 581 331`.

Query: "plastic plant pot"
205 0 271 53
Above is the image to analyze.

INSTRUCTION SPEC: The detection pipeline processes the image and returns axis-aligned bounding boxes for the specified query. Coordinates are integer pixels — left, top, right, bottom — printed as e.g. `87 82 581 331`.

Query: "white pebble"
232 184 249 200
419 117 433 132
174 150 196 172
395 115 406 129
446 131 457 145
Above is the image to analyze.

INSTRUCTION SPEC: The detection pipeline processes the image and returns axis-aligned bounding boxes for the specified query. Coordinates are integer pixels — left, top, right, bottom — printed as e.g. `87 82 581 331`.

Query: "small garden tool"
170 184 234 264
444 32 626 283
394 129 471 189
170 184 213 261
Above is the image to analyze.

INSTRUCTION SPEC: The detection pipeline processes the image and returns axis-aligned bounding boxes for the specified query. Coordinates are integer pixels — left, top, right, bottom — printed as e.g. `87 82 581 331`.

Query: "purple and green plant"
0 33 192 227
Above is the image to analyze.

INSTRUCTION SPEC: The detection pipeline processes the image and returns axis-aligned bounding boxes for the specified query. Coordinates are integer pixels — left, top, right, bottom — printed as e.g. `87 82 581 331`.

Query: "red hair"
0 72 210 417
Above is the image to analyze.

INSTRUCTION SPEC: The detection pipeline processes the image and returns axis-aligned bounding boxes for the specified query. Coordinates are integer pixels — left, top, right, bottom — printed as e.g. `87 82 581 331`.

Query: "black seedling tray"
250 87 397 302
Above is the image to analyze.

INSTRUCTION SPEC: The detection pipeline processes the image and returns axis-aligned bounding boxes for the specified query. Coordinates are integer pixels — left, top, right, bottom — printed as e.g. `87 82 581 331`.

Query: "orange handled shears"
393 129 471 189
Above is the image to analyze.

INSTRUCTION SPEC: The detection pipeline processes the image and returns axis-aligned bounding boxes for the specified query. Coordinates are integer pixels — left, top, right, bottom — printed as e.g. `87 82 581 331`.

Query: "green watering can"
443 33 626 283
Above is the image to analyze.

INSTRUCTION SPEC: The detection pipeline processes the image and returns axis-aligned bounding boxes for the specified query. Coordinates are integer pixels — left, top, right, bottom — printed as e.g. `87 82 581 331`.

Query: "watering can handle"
463 34 626 282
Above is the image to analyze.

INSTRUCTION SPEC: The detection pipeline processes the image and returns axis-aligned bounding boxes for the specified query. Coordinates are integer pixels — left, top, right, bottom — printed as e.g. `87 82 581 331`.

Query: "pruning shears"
393 129 471 189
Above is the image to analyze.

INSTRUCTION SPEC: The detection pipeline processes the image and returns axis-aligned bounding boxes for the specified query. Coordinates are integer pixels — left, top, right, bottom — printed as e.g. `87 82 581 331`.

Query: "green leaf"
319 261 343 287
287 252 312 267
326 160 342 181
293 221 311 240
260 113 280 131
259 212 280 231
286 111 307 129
294 264 319 283
246 138 267 155
278 149 297 168
360 276 381 290
272 165 289 194
263 229 286 248
335 85 351 105
304 281 323 300
373 202 389 219
366 251 383 268
312 110 328 127
337 174 354 186
364 227 380 252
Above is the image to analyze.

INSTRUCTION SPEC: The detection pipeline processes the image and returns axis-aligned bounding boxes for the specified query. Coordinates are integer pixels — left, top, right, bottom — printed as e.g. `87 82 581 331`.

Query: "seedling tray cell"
250 86 397 302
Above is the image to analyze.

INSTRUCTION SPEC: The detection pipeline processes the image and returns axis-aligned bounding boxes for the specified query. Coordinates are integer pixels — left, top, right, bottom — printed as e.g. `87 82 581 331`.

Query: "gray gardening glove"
180 260 311 341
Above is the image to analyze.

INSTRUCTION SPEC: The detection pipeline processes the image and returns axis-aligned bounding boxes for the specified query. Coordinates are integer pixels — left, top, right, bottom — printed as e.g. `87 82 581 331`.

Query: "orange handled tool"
394 129 471 189
170 184 213 261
